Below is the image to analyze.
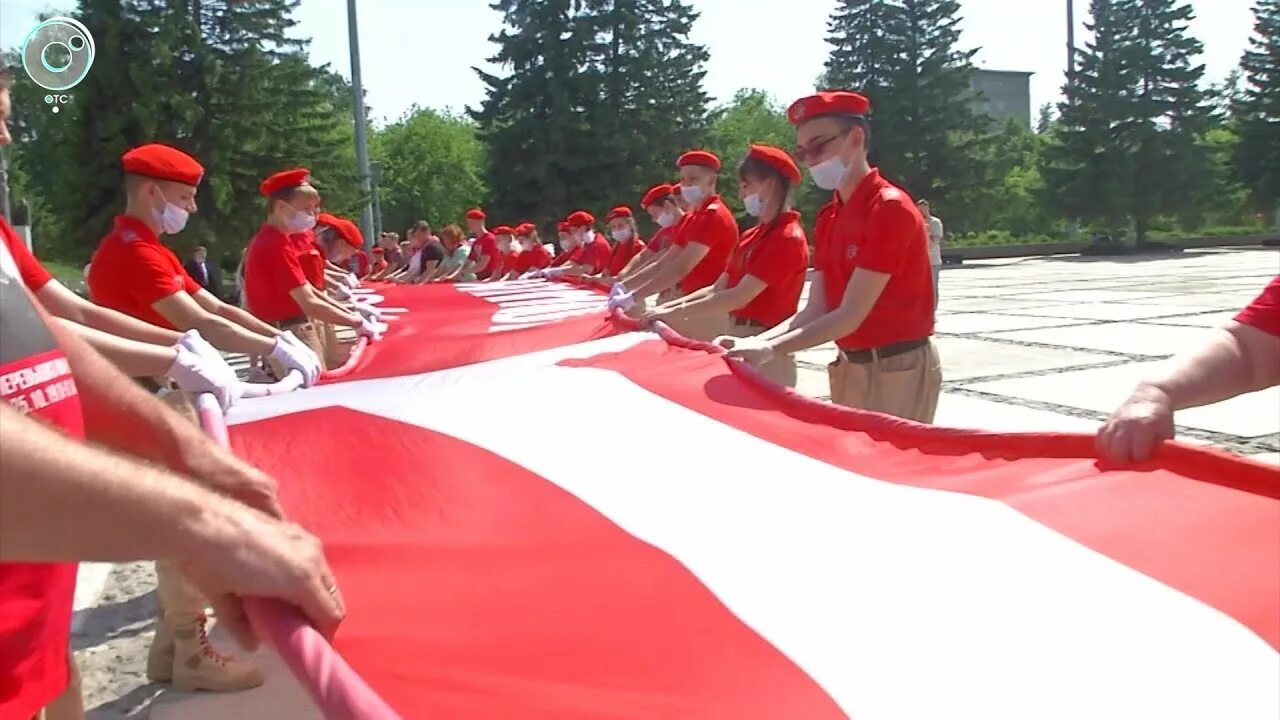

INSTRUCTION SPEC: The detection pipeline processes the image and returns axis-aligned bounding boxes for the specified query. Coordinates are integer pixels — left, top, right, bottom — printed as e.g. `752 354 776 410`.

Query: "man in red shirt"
548 221 579 267
87 146 320 388
615 184 686 290
648 145 810 387
1099 275 1280 463
725 92 940 422
622 151 739 341
481 225 518 281
557 211 612 277
603 206 646 281
444 208 498 281
243 169 380 373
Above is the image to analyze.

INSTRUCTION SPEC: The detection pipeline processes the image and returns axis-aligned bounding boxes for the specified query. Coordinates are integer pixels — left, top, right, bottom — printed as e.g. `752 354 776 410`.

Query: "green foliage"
705 89 800 217
371 106 488 233
1233 0 1280 218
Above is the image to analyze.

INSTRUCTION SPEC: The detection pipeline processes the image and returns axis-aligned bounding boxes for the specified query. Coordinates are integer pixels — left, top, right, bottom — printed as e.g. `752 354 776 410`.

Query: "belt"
732 317 766 329
270 316 310 329
841 337 929 364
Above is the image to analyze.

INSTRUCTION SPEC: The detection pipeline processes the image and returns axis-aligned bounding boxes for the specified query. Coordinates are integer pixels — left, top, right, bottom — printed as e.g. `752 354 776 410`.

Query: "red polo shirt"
552 244 586 267
1235 275 1280 336
469 231 499 278
88 215 201 330
728 211 810 328
607 236 646 277
814 168 932 350
517 243 553 273
244 223 310 323
646 224 677 254
673 195 738 295
0 236 83 719
0 217 53 292
577 232 612 274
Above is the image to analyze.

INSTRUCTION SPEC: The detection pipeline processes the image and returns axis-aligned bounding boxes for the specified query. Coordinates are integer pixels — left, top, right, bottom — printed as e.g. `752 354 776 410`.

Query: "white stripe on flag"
232 352 1280 719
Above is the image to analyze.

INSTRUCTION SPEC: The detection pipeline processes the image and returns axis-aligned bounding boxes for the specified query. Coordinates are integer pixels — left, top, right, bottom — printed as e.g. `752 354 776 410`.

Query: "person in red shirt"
1099 275 1280 463
549 221 579 266
602 205 646 281
514 223 553 276
243 169 379 374
558 211 612 277
86 146 320 388
725 92 940 422
444 208 498 281
368 247 389 277
313 214 380 367
481 225 518 281
622 151 739 341
646 145 809 387
615 184 686 295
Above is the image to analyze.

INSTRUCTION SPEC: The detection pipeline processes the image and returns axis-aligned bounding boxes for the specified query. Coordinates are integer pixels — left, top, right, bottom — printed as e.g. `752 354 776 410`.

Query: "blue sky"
2 0 1257 126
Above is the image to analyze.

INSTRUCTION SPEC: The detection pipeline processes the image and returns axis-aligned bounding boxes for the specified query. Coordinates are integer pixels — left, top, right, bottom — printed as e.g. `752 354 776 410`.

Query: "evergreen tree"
821 0 992 230
1234 0 1280 223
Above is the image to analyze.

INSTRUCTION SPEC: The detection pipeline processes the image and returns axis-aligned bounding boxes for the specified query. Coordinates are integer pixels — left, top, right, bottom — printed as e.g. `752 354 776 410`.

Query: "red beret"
606 205 633 221
677 150 721 171
556 221 570 233
259 168 311 197
641 183 673 208
372 247 385 255
491 225 515 236
465 208 486 220
121 143 204 186
566 210 595 228
514 222 536 236
316 212 340 228
787 91 871 125
746 144 802 184
334 218 364 250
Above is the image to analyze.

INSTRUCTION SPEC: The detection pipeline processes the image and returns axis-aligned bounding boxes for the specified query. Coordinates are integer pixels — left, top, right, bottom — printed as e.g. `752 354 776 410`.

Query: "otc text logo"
21 17 96 92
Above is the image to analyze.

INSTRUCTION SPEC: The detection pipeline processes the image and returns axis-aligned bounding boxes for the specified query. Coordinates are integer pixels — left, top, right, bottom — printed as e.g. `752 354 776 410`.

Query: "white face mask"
520 238 534 250
680 184 705 205
562 236 579 250
284 207 317 233
155 202 190 235
743 193 765 217
656 211 676 228
611 228 632 242
809 135 852 191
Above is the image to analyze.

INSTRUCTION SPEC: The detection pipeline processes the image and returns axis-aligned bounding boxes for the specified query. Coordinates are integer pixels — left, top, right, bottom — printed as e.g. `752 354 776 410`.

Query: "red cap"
465 208 486 220
259 168 311 197
317 212 340 228
677 150 721 171
566 210 595 228
746 144 802 184
556 221 570 233
641 183 673 208
606 205 633 221
372 247 385 255
787 91 871 125
492 225 515 236
121 143 204 186
514 222 536 236
333 217 364 250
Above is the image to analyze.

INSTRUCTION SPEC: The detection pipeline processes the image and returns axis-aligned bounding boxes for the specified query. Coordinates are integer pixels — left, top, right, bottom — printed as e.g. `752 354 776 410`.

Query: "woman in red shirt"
604 206 646 281
643 145 809 387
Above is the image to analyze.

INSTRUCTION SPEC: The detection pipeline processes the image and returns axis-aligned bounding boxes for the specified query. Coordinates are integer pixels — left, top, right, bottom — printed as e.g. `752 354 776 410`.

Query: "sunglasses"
794 132 848 165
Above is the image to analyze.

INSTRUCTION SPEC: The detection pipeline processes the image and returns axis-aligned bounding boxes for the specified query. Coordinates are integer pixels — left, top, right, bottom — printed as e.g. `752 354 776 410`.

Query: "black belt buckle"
843 338 927 364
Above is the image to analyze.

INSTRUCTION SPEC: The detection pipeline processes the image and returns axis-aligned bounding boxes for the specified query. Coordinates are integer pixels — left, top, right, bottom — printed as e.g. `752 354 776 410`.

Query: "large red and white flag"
228 280 1280 719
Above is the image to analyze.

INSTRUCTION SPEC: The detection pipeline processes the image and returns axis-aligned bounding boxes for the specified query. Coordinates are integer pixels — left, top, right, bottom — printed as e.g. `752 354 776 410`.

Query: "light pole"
1066 0 1076 80
370 160 384 243
347 0 374 247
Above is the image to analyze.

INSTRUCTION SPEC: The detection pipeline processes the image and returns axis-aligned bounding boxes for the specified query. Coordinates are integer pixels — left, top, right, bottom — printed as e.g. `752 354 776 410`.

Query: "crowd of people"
2 64 1279 720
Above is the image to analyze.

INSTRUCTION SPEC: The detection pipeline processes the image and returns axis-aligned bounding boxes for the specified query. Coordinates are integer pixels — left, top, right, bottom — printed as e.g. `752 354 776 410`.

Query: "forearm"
622 256 665 292
46 317 213 476
0 403 220 563
62 319 178 377
770 306 868 356
301 293 360 326
83 304 182 344
618 251 653 280
668 287 753 320
1142 326 1279 410
215 302 281 339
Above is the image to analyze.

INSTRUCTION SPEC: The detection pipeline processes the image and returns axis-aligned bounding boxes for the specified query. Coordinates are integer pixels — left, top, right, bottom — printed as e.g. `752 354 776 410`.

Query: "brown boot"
170 615 265 693
145 608 175 683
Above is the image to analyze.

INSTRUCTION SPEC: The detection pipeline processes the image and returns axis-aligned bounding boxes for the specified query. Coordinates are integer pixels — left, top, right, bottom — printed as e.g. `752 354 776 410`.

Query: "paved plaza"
73 246 1279 718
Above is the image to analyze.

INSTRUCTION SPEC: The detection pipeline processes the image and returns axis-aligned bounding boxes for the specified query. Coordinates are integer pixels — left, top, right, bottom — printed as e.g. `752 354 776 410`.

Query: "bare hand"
183 443 285 519
179 499 345 651
1096 383 1175 464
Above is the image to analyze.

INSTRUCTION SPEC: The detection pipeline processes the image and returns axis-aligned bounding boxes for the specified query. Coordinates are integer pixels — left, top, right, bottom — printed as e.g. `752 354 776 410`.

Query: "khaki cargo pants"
265 318 342 376
723 319 798 389
659 290 729 343
827 340 942 423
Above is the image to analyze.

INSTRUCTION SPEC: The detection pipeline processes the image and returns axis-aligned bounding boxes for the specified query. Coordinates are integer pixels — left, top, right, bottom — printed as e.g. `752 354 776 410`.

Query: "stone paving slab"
1138 312 1240 328
963 360 1280 439
937 297 1071 313
935 313 1089 335
990 289 1180 303
1125 291 1262 308
793 365 833 398
1248 452 1280 466
933 393 1101 434
999 302 1223 322
933 336 1118 381
985 322 1219 358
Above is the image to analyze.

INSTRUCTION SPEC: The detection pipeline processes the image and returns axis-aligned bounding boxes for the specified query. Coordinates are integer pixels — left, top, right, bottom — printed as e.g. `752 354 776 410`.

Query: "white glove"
610 282 629 299
522 269 544 280
346 272 360 288
177 329 223 366
333 283 354 301
358 316 387 341
271 334 321 387
543 267 566 280
354 302 382 321
608 291 636 312
167 346 241 411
